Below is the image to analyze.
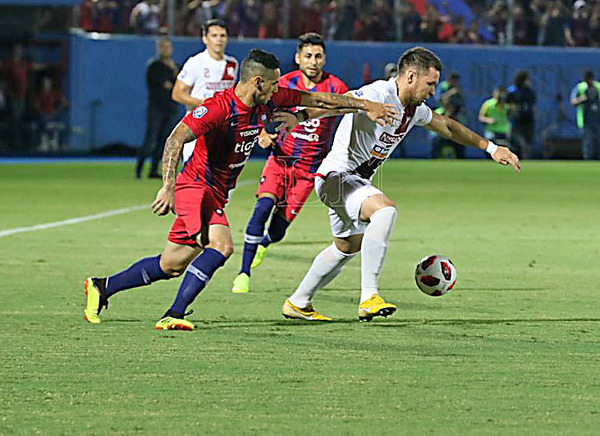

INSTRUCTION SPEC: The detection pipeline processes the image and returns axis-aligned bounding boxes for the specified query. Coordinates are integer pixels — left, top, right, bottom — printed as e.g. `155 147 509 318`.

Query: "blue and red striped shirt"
274 70 348 172
181 86 303 202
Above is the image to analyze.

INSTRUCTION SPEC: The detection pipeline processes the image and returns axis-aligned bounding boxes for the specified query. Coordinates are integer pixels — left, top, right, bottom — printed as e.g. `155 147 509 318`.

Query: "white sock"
360 206 397 303
288 243 357 308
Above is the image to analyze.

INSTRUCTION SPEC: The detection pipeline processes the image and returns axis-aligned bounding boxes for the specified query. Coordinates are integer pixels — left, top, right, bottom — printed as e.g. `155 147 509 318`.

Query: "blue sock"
260 213 290 248
240 197 275 275
169 248 227 315
105 255 169 298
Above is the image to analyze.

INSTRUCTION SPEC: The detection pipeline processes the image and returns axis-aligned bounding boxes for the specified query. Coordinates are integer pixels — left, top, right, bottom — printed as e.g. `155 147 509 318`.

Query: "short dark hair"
584 70 594 81
202 19 227 36
397 46 443 75
514 70 529 88
449 72 460 81
297 32 326 52
240 49 280 82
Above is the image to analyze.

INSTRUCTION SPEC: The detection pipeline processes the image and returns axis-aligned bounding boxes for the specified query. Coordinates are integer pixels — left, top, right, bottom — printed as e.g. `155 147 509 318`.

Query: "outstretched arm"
425 111 521 172
152 122 196 215
298 91 398 126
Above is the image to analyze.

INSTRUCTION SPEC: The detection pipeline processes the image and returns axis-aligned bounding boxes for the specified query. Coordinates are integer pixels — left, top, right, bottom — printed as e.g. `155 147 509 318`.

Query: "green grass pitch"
1 160 599 435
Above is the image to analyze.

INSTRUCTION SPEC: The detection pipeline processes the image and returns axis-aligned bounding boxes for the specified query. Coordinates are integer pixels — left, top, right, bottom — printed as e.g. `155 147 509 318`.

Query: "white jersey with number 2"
317 77 433 179
178 50 238 162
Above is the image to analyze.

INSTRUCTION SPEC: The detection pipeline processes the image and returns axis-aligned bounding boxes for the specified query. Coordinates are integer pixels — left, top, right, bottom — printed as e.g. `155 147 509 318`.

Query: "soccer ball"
415 255 457 296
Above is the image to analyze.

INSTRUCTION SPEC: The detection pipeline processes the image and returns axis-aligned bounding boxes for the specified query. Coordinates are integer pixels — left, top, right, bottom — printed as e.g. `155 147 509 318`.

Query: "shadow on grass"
241 286 548 293
116 317 600 331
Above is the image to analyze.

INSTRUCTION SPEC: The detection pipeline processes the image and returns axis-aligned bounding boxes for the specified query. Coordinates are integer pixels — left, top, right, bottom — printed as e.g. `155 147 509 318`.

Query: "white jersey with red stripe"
178 50 239 162
177 50 238 102
317 77 432 180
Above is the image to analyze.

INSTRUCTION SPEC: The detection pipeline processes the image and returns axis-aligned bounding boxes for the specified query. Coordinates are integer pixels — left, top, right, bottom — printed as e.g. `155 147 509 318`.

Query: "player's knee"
159 261 188 278
210 242 234 259
334 238 361 255
379 197 396 210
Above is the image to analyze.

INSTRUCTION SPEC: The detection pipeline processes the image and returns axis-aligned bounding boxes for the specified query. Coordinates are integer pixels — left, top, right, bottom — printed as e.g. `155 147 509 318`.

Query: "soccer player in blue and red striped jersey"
232 33 349 295
83 49 398 330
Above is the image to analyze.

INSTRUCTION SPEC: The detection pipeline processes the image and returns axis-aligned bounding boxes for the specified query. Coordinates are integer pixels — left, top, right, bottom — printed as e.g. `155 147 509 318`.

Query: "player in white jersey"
282 47 521 322
171 19 239 161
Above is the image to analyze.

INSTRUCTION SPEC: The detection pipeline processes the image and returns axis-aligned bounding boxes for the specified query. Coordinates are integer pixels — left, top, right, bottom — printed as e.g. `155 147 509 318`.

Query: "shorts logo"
291 209 298 215
215 208 223 216
353 90 364 97
192 106 208 119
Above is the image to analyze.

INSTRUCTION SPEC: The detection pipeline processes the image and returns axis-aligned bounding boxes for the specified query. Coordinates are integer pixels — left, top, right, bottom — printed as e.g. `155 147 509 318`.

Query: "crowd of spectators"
76 0 600 47
0 45 67 152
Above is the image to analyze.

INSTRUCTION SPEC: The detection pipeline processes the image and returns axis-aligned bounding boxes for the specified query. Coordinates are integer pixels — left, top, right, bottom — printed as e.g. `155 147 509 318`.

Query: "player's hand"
152 186 175 215
258 128 278 149
363 101 399 127
272 110 298 132
492 146 521 172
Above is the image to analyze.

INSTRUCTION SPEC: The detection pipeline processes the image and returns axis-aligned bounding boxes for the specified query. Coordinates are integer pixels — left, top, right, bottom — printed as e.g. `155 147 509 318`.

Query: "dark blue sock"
260 213 290 248
169 248 227 315
105 255 169 298
240 197 275 275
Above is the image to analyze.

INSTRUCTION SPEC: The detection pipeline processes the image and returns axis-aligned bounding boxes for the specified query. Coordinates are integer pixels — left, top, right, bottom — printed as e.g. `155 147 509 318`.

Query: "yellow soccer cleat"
282 299 333 321
251 245 267 269
358 294 396 322
155 316 195 331
83 277 108 324
232 272 250 293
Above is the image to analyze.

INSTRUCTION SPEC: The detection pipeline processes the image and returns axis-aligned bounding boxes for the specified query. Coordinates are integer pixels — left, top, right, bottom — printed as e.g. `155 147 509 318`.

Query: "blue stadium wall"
68 31 599 158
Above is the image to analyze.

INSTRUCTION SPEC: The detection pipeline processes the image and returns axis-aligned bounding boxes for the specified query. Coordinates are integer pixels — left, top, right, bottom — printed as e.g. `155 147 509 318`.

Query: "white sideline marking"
0 179 258 239
0 205 149 238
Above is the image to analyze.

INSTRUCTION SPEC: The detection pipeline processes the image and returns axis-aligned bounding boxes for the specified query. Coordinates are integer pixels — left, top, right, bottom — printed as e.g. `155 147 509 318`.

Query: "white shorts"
314 172 383 238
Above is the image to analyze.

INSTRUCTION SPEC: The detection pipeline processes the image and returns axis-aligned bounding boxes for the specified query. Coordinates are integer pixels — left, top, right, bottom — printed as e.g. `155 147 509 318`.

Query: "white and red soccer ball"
415 255 457 296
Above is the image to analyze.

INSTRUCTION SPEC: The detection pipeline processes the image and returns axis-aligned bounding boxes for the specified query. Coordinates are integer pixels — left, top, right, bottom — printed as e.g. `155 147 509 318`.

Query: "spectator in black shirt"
507 70 536 159
136 37 179 178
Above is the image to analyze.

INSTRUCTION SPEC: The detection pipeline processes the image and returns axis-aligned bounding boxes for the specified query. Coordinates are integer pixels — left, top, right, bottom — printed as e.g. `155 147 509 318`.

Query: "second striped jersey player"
232 33 349 294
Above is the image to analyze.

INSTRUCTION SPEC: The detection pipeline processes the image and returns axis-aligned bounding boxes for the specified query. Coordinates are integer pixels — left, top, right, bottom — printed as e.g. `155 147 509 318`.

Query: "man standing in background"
571 70 600 160
478 87 511 148
171 19 239 161
507 70 536 159
136 37 179 179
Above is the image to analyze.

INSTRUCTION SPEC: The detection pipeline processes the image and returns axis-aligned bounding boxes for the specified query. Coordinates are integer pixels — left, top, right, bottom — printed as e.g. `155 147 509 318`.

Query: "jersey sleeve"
177 58 196 87
181 99 227 138
348 82 384 103
270 87 303 108
415 103 433 126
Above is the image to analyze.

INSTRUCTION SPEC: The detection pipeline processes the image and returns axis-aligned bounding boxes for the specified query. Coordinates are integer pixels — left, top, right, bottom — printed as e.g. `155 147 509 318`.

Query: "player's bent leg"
83 245 192 324
285 237 361 319
159 241 203 277
158 225 232 330
357 194 398 321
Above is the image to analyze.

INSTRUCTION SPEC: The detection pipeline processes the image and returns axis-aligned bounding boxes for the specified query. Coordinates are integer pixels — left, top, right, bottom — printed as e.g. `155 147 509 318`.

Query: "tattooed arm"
298 91 398 126
151 122 196 215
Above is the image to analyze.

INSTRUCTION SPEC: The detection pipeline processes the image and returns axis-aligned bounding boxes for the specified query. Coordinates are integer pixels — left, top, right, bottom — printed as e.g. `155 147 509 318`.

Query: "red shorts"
168 185 229 246
255 155 315 222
